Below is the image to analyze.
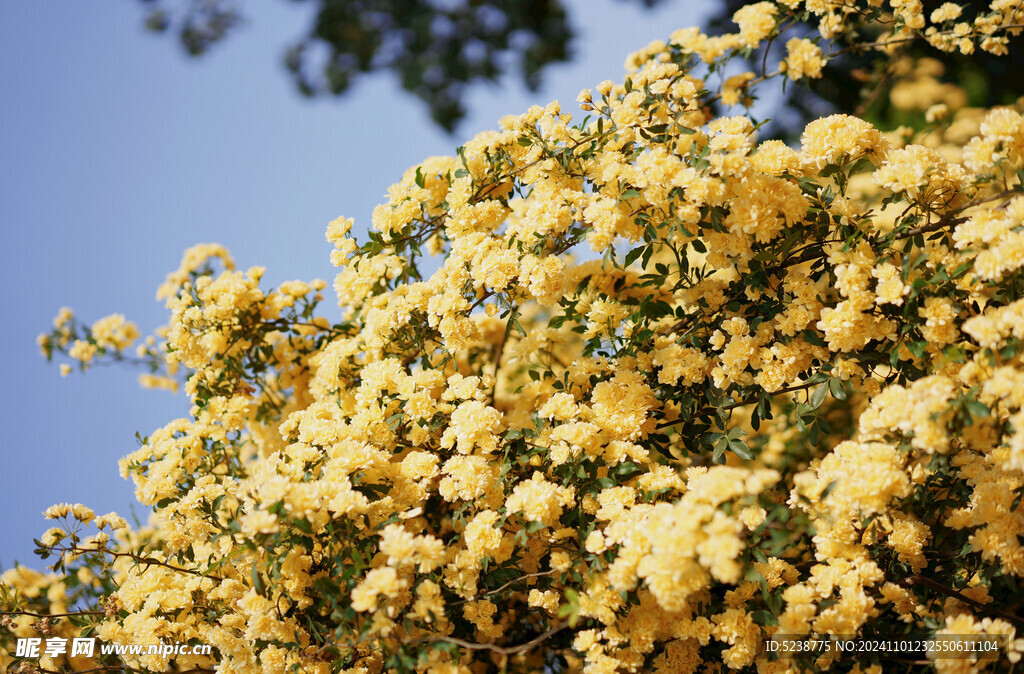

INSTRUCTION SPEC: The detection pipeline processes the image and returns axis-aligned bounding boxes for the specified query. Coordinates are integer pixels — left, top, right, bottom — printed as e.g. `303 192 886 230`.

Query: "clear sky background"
0 0 713 568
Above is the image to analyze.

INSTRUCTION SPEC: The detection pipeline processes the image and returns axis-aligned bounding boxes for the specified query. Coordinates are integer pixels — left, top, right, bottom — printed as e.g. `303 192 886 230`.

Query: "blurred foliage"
704 0 1024 141
138 0 662 131
139 0 1023 136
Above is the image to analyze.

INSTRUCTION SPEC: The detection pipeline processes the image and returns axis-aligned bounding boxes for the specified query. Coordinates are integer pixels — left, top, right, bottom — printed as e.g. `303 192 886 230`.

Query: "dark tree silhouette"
137 0 1022 135
138 0 662 131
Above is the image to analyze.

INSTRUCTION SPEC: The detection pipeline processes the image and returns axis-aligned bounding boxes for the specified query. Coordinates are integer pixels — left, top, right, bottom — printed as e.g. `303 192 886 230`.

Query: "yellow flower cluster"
10 1 1024 672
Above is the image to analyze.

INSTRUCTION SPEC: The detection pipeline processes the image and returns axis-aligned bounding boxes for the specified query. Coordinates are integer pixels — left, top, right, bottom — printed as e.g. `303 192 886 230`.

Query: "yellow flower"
351 567 406 613
784 38 825 80
733 2 777 49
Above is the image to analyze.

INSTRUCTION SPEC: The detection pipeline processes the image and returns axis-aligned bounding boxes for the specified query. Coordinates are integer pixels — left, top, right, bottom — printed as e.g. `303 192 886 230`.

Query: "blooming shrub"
6 1 1024 672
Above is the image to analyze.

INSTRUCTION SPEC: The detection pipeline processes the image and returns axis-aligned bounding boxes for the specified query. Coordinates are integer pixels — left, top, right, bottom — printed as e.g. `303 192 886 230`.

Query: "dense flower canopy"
6 0 1024 672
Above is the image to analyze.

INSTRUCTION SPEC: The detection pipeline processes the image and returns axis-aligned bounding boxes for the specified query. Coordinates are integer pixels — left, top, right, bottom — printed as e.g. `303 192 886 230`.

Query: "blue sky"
0 0 711 567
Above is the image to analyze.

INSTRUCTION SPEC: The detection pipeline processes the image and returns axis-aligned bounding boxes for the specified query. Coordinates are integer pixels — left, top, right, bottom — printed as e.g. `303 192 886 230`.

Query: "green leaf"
525 519 547 533
251 562 265 595
730 439 753 461
712 438 727 464
966 400 990 418
809 382 828 409
804 371 829 384
624 246 645 267
828 377 848 401
907 340 927 358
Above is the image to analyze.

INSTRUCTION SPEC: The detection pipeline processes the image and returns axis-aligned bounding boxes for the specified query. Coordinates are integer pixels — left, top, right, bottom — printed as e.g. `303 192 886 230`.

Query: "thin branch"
897 215 968 241
656 379 818 430
452 571 557 607
901 574 1024 626
854 63 896 118
56 545 223 582
429 621 568 656
0 610 103 619
896 189 1021 240
37 668 143 674
828 24 1024 59
489 328 508 408
36 663 211 667
659 185 1020 338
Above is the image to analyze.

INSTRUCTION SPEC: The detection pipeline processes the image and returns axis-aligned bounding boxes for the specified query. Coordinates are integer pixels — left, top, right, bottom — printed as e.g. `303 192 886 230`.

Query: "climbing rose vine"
6 0 1024 672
